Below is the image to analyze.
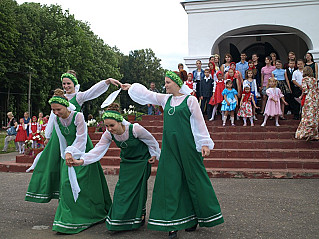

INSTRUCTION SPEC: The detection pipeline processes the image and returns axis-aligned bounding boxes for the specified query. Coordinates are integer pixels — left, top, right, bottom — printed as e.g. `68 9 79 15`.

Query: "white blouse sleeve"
292 72 297 81
81 130 112 166
188 96 215 152
64 113 87 159
128 83 169 108
254 79 260 97
76 80 110 106
132 123 161 160
16 125 20 131
28 124 32 134
45 111 55 139
213 81 216 93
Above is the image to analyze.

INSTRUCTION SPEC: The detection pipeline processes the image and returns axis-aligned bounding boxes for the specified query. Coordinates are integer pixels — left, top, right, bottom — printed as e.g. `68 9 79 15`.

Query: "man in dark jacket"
200 69 214 119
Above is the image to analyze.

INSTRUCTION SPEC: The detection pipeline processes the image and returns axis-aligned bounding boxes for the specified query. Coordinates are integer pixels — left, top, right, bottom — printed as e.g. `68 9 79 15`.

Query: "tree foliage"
0 0 166 124
119 49 166 113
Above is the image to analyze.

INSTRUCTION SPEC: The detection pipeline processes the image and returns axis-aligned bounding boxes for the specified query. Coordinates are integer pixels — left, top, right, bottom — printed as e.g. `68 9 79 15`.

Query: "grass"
0 131 17 154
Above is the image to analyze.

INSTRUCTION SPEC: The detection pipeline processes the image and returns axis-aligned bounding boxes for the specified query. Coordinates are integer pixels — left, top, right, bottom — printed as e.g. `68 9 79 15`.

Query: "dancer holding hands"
25 89 112 234
26 71 120 210
69 102 160 231
121 71 223 239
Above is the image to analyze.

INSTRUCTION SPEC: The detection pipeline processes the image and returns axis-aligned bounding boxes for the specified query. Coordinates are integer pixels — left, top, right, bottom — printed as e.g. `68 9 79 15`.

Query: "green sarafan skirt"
106 124 151 231
26 116 112 234
147 95 224 232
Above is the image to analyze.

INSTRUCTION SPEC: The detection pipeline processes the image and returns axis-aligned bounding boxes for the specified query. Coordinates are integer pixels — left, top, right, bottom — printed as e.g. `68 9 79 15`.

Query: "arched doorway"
213 25 311 64
229 42 279 64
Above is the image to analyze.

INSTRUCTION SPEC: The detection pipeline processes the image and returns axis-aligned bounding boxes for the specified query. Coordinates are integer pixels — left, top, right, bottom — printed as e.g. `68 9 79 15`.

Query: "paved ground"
0 152 18 163
0 171 319 239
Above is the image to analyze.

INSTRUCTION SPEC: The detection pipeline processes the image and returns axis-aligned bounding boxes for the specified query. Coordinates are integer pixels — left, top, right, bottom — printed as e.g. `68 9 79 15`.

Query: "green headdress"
165 71 183 88
48 96 70 107
61 73 78 86
102 110 123 122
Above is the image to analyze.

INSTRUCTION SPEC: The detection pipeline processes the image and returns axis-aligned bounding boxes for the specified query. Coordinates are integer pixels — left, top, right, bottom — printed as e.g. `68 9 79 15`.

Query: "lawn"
0 131 17 154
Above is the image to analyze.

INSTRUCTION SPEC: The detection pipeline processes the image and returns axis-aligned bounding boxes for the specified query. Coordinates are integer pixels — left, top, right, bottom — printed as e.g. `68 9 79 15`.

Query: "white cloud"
16 0 189 71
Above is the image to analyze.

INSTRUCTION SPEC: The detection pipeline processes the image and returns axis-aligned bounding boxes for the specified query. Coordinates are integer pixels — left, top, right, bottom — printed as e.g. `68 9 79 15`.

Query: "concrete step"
210 148 318 159
204 167 319 179
211 132 295 140
101 147 318 159
118 124 298 133
99 156 319 169
91 131 296 141
0 161 31 172
138 120 300 127
91 139 319 150
13 150 319 169
2 161 318 179
213 139 319 149
101 165 319 179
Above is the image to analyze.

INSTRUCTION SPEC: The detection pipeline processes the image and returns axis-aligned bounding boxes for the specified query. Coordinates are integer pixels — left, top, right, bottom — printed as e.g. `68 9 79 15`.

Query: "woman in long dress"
26 72 120 202
295 66 319 140
26 89 112 234
69 103 161 231
121 71 224 239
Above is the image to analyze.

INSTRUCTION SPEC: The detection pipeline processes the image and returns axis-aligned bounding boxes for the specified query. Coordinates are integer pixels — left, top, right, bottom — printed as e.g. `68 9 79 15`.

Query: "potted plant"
87 119 97 133
24 140 33 156
124 105 136 122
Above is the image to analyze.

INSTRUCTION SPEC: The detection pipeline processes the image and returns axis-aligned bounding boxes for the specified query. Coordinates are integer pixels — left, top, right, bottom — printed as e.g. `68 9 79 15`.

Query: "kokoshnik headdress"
165 70 192 95
48 96 70 107
61 73 79 86
102 110 123 122
166 71 183 87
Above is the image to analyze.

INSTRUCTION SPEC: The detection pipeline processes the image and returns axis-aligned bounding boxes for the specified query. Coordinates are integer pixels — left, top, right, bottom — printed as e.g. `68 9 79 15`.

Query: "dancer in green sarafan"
25 88 114 234
69 103 161 231
25 71 121 203
121 71 224 239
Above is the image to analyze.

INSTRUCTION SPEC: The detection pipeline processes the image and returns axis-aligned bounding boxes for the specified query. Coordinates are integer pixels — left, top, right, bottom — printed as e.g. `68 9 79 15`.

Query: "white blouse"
81 123 161 166
65 80 109 106
16 124 30 133
46 111 87 158
46 80 110 139
128 83 214 152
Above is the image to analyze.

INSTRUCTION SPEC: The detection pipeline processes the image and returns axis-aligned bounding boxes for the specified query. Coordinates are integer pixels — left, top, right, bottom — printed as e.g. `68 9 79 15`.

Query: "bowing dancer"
121 71 224 239
25 89 112 234
26 71 120 206
69 103 161 231
60 70 121 111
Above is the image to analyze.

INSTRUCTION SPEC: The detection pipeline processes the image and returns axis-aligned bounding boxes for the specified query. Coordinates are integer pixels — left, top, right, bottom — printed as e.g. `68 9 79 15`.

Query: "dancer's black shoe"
185 224 197 232
168 230 178 238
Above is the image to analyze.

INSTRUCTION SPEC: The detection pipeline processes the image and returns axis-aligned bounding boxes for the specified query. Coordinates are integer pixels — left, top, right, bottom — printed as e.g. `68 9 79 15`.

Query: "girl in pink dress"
15 118 28 154
238 84 259 126
261 78 288 127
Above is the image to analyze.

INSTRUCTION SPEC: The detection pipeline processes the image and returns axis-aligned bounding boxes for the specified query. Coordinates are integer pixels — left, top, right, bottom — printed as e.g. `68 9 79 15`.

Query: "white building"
181 0 319 71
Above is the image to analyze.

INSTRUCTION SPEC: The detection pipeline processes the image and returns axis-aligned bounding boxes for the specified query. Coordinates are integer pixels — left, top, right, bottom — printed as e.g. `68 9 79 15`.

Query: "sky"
16 0 189 71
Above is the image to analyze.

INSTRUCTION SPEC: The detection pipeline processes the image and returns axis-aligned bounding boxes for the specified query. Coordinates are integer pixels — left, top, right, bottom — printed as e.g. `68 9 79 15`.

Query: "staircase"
1 114 319 179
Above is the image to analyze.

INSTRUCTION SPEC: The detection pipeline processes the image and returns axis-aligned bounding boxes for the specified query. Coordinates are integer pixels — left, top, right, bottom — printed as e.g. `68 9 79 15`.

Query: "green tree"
0 1 165 125
0 1 122 123
0 0 19 119
119 48 165 113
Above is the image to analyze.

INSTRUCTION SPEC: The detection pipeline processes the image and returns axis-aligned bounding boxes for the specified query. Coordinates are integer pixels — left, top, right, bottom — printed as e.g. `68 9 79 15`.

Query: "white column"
184 56 210 73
